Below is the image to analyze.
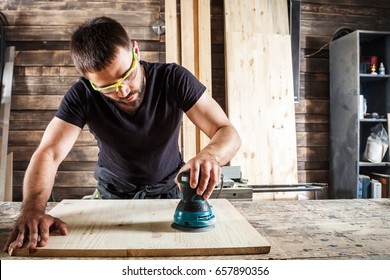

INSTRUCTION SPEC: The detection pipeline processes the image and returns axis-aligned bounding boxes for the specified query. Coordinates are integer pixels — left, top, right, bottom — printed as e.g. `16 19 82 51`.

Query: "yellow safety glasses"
90 48 138 95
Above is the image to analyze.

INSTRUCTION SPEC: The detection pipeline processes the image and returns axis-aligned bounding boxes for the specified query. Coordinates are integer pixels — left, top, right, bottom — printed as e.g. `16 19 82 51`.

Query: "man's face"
87 47 145 114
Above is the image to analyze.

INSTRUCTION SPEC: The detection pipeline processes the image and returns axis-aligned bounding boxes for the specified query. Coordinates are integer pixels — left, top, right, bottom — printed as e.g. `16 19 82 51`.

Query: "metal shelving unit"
330 30 390 198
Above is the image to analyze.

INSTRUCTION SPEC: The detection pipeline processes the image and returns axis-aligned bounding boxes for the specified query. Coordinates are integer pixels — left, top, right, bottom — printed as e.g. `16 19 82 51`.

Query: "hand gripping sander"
171 170 215 232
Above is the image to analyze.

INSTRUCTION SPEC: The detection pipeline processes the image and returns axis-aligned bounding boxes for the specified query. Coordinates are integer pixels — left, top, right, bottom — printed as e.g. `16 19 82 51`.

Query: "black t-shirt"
55 61 206 185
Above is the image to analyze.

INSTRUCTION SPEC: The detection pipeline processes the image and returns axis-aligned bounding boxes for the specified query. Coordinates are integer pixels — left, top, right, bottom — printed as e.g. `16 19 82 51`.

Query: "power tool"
171 170 215 232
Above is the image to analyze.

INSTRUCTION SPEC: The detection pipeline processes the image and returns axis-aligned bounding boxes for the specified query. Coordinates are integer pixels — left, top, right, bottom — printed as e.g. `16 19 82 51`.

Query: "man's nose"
117 84 131 97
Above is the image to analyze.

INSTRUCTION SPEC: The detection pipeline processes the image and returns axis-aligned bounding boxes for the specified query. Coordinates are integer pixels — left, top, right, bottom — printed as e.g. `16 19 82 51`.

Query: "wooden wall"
1 0 164 201
296 0 390 189
2 0 390 201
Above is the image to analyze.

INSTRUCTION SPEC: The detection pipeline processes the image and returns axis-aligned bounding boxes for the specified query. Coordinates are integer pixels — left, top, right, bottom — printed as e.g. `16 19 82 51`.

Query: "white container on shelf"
371 179 382 198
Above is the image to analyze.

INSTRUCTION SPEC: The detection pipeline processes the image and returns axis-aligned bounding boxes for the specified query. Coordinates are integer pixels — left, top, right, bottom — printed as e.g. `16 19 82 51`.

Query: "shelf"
360 74 390 82
360 118 387 122
359 161 390 167
330 30 390 198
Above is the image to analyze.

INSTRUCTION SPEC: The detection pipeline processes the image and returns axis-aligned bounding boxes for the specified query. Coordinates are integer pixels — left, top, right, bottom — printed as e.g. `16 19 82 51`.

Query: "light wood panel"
180 0 198 161
165 0 180 64
224 0 298 186
167 0 213 161
11 199 270 257
197 0 212 150
165 0 183 154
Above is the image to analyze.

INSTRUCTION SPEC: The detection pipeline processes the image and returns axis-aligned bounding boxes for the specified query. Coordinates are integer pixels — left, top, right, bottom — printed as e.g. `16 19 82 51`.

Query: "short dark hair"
70 16 131 75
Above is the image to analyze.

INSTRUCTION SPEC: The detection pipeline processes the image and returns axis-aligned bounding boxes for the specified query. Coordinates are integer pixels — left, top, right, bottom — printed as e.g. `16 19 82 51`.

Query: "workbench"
1 199 390 259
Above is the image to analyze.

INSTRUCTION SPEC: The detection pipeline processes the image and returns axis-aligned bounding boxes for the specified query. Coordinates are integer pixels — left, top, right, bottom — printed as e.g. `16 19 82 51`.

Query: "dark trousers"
93 164 181 199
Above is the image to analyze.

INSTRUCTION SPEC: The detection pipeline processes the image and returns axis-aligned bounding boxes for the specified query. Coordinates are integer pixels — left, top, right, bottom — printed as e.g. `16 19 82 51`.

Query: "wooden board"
11 199 270 257
224 0 298 188
170 0 213 160
180 0 198 161
165 0 180 64
197 0 212 150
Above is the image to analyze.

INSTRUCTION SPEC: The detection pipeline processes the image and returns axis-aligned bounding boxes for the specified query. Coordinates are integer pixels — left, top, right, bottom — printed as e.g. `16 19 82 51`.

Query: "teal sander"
171 170 215 232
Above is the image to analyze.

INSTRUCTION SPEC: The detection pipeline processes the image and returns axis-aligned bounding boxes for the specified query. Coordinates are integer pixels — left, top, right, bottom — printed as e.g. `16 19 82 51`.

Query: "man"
4 16 240 253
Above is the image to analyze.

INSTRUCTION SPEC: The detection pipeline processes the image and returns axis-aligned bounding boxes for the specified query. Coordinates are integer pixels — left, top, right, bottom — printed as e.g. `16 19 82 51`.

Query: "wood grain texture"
5 26 159 42
0 0 165 201
165 0 180 64
180 0 198 161
224 0 298 186
3 199 390 260
11 199 270 257
6 0 390 200
197 0 212 150
164 0 183 156
3 11 158 27
173 0 213 159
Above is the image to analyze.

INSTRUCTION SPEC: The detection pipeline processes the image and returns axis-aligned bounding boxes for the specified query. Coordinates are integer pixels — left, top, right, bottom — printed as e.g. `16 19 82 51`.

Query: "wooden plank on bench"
11 199 271 257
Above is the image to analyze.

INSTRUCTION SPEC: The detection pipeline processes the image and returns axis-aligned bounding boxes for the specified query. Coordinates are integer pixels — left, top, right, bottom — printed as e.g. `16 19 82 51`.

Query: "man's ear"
132 40 140 60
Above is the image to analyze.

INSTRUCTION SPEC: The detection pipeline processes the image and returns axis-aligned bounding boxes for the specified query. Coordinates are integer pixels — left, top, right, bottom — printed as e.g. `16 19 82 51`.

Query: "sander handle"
177 170 204 202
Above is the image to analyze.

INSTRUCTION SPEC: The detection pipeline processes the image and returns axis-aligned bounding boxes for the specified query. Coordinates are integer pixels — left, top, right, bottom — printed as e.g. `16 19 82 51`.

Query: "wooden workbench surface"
1 199 390 259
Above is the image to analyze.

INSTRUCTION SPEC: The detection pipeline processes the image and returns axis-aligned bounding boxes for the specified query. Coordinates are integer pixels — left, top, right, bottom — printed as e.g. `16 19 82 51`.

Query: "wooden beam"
0 46 15 201
165 0 183 154
165 0 180 64
180 0 197 161
168 0 214 159
197 0 212 151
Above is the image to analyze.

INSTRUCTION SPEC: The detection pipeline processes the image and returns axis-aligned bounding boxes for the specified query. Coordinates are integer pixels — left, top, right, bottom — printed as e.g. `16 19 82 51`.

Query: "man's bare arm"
179 93 241 199
4 117 82 253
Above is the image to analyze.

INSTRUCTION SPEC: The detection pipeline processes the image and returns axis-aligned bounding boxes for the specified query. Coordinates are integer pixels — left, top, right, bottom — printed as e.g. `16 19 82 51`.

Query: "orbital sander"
171 170 215 232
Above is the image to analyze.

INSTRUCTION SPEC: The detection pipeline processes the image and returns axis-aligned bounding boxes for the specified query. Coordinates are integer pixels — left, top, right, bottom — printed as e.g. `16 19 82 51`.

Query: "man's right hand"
3 209 68 255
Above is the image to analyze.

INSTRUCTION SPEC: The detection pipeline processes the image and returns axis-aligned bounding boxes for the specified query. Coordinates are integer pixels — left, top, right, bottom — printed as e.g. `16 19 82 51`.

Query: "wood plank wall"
1 0 164 201
2 0 390 201
297 0 390 188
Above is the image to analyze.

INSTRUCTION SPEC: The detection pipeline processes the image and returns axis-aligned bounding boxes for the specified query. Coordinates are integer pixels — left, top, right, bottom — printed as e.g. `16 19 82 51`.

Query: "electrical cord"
302 27 353 58
0 11 9 25
215 173 224 199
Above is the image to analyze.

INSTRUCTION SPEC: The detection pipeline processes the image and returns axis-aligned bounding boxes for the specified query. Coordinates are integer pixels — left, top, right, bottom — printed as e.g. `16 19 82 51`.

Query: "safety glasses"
89 48 138 95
